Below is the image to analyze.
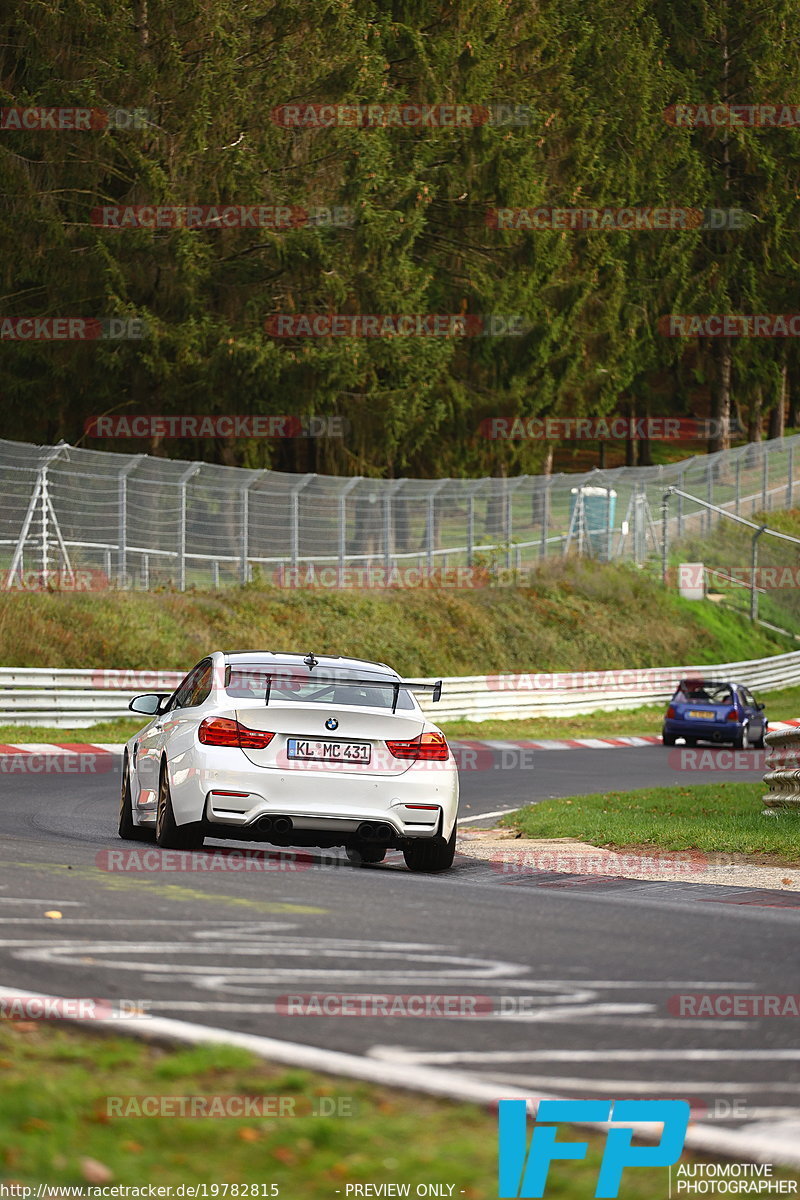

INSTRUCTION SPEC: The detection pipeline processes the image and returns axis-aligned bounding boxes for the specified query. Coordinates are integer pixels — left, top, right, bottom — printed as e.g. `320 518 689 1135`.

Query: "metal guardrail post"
762 729 800 814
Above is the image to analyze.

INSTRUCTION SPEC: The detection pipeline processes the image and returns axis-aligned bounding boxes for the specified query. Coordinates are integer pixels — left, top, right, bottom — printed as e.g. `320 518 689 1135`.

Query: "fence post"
661 489 673 584
505 479 512 568
289 474 314 575
426 480 448 574
540 481 551 559
177 463 200 592
337 477 362 584
735 456 741 515
706 469 713 534
118 455 144 589
788 443 794 509
750 525 768 623
240 471 266 585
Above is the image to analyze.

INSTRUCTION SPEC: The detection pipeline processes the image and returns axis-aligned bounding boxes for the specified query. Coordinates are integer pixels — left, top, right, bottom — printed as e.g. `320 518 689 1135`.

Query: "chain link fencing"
0 435 797 591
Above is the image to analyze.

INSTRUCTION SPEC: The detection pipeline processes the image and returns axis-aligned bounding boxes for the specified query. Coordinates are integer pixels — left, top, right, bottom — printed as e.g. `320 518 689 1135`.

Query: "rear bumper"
663 718 741 743
156 744 459 841
205 794 448 840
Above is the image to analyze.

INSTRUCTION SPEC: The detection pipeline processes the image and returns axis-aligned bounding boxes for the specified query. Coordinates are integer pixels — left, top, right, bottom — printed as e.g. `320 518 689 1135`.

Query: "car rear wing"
226 666 442 713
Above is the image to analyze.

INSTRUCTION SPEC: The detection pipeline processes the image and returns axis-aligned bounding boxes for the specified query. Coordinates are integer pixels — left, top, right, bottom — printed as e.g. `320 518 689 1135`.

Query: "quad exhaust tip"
358 821 393 843
256 815 294 834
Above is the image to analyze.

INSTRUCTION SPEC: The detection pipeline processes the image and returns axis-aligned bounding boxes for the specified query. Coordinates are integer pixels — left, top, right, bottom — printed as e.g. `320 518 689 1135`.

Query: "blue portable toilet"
569 486 617 559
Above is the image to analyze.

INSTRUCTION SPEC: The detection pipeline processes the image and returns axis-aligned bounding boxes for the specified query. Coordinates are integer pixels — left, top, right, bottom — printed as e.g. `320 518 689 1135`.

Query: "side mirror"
757 703 765 711
129 693 170 716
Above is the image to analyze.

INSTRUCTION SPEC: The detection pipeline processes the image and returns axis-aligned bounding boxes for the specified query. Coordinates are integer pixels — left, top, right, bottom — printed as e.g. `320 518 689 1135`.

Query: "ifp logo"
498 1099 690 1198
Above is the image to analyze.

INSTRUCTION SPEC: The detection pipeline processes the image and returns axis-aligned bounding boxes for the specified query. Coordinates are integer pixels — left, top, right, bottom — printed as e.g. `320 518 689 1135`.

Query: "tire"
684 737 697 747
155 762 205 850
403 827 456 874
346 844 386 866
733 724 751 751
118 755 151 841
754 731 766 750
662 733 676 747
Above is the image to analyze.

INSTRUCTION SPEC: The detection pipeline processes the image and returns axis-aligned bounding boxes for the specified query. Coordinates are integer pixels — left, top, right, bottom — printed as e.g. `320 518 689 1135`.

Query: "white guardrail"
0 651 799 726
762 729 800 812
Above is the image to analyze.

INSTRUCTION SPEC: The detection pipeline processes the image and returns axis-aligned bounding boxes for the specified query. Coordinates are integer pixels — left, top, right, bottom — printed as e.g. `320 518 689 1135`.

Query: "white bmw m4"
119 651 460 872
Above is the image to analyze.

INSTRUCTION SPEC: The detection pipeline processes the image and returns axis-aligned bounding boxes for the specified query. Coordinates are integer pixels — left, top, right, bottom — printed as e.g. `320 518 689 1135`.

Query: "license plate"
687 710 715 719
287 738 371 764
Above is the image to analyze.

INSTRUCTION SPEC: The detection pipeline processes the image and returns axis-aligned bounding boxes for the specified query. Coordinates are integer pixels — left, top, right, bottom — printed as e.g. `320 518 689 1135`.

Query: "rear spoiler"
227 666 442 714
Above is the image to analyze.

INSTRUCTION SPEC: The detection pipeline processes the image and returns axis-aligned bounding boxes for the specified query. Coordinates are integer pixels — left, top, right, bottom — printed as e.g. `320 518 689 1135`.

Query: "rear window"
673 680 734 706
225 664 416 711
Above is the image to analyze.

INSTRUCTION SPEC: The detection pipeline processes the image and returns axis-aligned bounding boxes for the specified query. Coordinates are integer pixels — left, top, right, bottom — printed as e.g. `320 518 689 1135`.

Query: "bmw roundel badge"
325 717 339 731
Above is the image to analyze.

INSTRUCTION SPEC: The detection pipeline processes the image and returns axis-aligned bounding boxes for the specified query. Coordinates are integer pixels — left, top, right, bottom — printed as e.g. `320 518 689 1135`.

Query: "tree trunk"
133 0 150 47
625 402 638 466
747 386 762 443
768 362 787 440
709 337 732 452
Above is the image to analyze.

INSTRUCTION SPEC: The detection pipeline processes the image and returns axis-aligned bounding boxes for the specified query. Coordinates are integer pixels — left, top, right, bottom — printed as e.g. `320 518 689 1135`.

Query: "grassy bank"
3 1023 798 1193
505 783 800 861
0 558 791 677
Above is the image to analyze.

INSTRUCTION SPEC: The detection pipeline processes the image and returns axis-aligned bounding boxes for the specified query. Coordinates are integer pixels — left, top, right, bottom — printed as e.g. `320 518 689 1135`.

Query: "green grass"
2 1023 798 1193
504 783 800 862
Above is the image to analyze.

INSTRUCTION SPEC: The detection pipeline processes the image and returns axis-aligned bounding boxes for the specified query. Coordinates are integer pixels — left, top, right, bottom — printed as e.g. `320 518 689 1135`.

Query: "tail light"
199 717 275 749
386 731 449 761
666 706 676 719
726 708 739 722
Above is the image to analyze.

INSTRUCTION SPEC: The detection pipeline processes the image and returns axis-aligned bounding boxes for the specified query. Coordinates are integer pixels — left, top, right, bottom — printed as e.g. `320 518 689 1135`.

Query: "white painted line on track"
0 983 798 1169
487 1074 800 1095
369 1047 800 1066
457 808 518 824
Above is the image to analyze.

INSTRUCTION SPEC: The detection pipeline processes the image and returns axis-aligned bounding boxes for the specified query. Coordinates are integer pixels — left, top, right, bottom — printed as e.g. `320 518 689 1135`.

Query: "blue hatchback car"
662 678 767 749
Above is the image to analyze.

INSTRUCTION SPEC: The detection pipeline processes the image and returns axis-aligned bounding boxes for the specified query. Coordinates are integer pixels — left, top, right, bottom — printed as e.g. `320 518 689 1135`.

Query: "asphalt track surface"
1 745 798 1157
